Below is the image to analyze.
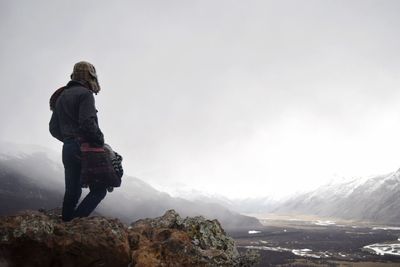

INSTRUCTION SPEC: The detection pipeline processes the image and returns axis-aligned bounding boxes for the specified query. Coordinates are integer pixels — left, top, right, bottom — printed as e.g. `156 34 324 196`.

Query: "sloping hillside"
272 170 400 223
0 142 261 230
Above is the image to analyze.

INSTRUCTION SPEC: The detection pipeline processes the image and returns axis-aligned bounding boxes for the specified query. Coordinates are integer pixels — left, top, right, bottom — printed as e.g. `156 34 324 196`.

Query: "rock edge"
0 209 259 267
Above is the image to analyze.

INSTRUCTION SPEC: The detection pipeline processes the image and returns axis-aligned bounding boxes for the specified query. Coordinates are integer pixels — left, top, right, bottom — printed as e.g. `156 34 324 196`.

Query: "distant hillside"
0 158 62 215
179 169 400 224
272 170 400 224
0 142 261 230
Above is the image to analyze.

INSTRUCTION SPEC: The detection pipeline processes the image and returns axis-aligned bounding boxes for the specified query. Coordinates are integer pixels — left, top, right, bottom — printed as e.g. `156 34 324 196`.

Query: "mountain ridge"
0 142 261 230
271 168 400 223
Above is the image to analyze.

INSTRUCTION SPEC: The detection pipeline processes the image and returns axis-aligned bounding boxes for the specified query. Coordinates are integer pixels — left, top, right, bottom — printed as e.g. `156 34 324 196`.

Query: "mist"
1 0 400 198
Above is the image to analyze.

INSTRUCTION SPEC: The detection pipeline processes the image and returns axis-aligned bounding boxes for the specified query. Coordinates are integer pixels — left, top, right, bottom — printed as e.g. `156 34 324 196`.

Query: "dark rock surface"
0 209 259 267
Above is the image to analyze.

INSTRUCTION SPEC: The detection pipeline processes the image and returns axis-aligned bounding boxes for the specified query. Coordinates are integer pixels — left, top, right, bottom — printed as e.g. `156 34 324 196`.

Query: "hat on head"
71 61 101 94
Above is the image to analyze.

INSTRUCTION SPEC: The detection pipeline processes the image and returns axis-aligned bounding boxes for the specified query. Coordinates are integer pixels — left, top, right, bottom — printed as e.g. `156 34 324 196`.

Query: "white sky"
1 0 400 198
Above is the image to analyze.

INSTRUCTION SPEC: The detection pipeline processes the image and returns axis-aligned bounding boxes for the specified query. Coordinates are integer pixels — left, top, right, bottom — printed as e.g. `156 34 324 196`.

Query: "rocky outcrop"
0 209 259 267
0 210 130 267
130 210 242 266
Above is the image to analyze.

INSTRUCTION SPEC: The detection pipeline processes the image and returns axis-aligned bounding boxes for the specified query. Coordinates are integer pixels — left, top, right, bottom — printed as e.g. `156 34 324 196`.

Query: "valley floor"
229 214 400 267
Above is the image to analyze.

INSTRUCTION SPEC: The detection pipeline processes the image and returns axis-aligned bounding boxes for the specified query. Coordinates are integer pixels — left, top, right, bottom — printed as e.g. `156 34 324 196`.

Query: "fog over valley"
1 0 400 199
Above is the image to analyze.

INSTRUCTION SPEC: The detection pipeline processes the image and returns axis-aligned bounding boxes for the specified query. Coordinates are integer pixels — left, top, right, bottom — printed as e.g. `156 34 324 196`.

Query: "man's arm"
49 111 63 142
78 91 104 146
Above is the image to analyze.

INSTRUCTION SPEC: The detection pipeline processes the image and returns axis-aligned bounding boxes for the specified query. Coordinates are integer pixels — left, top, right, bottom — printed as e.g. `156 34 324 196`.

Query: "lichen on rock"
0 210 130 267
0 209 259 267
129 210 243 266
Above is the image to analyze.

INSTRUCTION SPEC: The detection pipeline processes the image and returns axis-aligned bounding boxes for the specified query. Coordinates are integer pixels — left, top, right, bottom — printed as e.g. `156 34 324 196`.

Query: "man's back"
50 80 103 145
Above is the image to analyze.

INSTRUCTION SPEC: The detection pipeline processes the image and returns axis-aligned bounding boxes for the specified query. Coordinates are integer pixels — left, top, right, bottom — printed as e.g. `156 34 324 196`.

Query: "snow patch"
292 248 322 258
313 220 336 226
372 226 400 231
363 242 400 256
240 245 331 258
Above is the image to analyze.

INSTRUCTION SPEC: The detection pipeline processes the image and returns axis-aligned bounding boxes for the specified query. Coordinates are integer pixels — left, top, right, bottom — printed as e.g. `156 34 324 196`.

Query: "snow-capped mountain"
272 170 400 223
0 142 261 230
175 170 400 224
172 188 287 214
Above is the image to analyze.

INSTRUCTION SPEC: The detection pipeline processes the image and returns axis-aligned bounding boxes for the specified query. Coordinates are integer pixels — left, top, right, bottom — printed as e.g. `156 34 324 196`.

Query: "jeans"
62 139 107 221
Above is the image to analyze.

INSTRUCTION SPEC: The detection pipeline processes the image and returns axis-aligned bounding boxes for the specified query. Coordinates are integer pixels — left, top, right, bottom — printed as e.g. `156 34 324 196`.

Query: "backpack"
80 143 123 189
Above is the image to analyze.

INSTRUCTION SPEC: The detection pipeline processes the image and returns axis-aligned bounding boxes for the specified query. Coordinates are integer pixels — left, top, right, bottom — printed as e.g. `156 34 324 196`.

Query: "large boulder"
0 209 259 267
0 210 130 267
130 210 241 266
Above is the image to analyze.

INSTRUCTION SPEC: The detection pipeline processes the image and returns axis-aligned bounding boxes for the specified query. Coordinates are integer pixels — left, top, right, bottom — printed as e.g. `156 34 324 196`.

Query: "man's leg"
61 140 82 221
74 183 107 218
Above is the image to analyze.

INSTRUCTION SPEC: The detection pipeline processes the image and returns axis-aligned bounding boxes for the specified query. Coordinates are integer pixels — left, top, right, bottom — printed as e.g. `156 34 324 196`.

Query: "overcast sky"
1 0 400 198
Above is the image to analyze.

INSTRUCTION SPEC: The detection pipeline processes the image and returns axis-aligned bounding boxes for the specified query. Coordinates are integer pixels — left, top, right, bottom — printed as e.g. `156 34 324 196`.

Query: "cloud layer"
1 0 400 197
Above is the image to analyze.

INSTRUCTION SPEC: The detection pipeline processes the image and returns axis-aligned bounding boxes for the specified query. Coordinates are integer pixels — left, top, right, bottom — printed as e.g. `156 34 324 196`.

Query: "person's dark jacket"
49 80 104 146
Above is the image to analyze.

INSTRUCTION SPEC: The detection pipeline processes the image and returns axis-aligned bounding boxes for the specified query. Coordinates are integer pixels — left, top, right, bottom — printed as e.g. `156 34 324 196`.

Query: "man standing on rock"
49 61 107 221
